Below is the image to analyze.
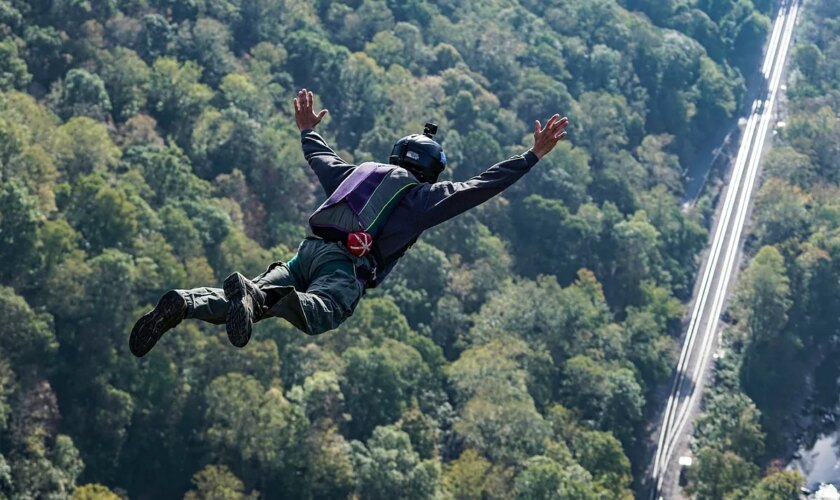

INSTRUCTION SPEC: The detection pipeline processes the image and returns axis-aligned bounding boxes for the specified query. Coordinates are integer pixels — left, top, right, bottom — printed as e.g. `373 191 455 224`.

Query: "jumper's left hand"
294 88 328 131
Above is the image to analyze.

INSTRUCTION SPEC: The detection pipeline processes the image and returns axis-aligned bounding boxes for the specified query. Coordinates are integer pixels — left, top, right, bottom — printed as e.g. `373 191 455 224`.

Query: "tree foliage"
688 2 840 495
0 0 785 497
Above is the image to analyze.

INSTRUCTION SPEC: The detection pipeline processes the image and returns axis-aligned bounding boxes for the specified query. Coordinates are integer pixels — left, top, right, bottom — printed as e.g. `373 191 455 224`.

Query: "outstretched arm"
418 115 569 229
294 89 355 196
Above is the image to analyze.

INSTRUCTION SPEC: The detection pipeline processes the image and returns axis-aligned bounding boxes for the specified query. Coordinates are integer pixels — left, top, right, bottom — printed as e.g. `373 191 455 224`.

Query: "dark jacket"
301 129 540 285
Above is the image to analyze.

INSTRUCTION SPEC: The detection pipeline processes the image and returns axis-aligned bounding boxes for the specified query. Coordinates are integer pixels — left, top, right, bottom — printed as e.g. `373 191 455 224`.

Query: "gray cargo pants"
176 237 369 335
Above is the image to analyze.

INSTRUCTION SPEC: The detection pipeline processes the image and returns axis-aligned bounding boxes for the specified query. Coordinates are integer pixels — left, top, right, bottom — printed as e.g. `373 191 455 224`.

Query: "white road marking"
649 2 801 496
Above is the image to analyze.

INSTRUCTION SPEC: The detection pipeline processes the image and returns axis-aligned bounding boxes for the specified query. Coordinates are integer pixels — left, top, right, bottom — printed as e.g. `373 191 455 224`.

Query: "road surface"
648 1 801 497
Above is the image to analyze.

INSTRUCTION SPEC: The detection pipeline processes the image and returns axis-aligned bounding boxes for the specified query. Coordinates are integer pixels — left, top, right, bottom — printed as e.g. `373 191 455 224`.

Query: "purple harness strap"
318 165 393 220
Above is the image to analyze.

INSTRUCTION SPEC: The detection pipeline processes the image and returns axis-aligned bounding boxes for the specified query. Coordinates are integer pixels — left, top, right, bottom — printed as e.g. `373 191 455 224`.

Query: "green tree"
752 179 810 246
521 141 591 210
381 241 451 327
212 228 272 280
124 144 208 207
686 448 760 500
623 307 678 388
100 47 149 122
140 14 173 59
65 175 138 252
694 391 766 463
454 383 551 465
588 44 624 92
468 275 614 364
184 465 258 500
147 57 213 138
569 430 633 498
0 287 57 368
351 425 440 500
794 43 824 82
10 434 85 499
203 374 308 488
334 0 395 52
333 53 386 148
609 210 662 303
341 339 430 439
786 107 840 181
513 456 596 500
304 425 355 499
0 181 41 285
178 18 236 86
22 25 67 84
635 135 682 193
365 30 406 69
190 106 261 178
285 31 349 98
446 337 553 410
693 56 738 136
219 73 270 119
0 38 32 91
443 449 509 500
560 356 644 446
398 407 440 460
745 470 804 500
733 246 792 345
626 0 678 23
288 370 346 424
730 13 771 71
511 71 574 129
54 117 121 179
51 69 112 121
763 147 815 188
71 483 121 499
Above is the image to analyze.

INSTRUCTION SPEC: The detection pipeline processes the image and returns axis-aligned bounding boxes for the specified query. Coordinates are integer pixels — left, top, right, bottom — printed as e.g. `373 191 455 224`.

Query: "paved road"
648 2 801 498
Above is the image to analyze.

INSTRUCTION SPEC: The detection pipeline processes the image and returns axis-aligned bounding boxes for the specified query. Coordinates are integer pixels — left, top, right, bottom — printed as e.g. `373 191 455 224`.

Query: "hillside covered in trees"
0 0 774 497
686 0 840 498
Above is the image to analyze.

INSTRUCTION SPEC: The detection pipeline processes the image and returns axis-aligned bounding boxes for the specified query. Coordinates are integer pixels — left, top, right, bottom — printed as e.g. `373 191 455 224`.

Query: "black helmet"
389 123 446 183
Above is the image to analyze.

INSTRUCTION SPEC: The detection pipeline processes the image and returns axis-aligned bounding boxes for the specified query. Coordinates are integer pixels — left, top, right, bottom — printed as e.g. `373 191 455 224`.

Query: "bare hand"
530 115 569 159
293 88 328 131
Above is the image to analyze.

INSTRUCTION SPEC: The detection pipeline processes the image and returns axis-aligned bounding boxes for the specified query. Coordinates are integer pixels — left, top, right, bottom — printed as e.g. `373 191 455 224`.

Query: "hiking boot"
223 272 265 348
129 290 187 358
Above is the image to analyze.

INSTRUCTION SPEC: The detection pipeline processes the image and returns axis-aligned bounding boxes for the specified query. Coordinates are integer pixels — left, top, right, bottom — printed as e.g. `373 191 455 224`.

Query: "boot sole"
129 291 186 358
224 273 253 348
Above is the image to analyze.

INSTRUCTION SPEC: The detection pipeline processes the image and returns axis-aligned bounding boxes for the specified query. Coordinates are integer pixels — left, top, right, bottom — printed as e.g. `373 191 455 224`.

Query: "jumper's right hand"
294 89 328 131
530 115 569 159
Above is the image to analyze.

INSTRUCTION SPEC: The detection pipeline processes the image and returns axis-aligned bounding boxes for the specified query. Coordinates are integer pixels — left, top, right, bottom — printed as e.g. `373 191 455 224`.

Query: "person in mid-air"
129 89 569 357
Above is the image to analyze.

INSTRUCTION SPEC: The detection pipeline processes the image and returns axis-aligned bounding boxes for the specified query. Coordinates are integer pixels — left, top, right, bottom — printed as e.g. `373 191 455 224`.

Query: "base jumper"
129 89 569 357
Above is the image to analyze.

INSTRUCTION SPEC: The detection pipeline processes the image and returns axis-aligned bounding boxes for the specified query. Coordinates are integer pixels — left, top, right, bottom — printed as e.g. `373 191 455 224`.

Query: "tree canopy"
0 0 783 497
688 1 840 496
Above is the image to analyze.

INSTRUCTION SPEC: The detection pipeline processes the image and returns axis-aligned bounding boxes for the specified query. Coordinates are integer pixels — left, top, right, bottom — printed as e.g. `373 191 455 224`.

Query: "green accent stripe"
366 183 416 234
359 173 390 218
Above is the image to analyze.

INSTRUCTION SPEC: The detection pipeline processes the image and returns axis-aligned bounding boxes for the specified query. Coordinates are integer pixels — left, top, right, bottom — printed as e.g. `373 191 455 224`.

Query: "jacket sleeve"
301 129 356 196
418 150 540 229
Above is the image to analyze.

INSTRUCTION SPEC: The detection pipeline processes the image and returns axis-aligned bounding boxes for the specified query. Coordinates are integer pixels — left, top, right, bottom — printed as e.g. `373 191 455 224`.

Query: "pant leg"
179 260 300 325
263 238 365 335
252 260 300 296
265 268 363 335
177 286 228 324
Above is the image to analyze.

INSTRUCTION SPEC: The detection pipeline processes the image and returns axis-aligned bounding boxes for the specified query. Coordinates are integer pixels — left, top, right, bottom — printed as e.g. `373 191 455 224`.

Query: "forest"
685 0 840 498
0 0 784 498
